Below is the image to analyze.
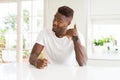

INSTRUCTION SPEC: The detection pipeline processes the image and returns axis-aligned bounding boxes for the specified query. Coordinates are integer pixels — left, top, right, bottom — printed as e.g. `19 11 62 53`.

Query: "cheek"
59 23 67 27
64 22 69 26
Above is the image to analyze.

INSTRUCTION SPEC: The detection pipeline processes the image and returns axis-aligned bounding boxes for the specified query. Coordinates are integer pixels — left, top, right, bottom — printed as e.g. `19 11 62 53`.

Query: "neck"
55 33 66 38
55 30 67 38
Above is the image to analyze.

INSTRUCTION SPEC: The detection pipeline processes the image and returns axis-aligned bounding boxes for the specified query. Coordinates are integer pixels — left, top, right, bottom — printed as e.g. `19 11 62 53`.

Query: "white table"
0 62 120 80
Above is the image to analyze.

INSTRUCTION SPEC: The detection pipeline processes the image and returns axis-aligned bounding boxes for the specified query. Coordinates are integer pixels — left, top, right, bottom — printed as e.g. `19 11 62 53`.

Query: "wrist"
72 36 79 41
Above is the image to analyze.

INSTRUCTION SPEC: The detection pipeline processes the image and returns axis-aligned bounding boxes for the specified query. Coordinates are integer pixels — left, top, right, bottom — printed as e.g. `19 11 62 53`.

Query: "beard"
52 26 67 37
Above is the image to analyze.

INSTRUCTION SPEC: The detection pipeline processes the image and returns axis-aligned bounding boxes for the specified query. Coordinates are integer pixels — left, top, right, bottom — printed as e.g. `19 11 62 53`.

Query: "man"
29 6 87 69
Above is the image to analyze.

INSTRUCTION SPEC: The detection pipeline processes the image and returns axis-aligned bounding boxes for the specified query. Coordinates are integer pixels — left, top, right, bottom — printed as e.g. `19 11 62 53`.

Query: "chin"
52 28 54 31
52 28 56 33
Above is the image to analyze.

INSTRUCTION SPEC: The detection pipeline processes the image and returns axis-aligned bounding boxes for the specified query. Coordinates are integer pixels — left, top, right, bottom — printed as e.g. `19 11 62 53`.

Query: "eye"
58 21 62 24
58 20 63 24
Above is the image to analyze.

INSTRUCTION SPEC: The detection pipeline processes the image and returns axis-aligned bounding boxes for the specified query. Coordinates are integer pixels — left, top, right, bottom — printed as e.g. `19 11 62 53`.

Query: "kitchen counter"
0 62 120 80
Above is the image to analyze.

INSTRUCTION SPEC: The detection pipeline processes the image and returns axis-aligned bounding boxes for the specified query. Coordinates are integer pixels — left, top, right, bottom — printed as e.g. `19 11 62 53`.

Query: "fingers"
36 58 48 69
42 58 48 66
66 24 78 37
73 24 78 36
74 24 76 30
74 24 78 32
66 29 73 36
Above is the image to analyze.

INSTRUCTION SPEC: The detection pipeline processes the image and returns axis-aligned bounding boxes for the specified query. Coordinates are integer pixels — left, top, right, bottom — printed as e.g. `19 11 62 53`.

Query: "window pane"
32 0 43 17
93 20 120 46
23 33 31 50
31 33 38 46
0 2 17 63
0 0 44 63
22 1 32 16
8 2 17 15
0 3 9 17
92 20 120 56
32 17 43 32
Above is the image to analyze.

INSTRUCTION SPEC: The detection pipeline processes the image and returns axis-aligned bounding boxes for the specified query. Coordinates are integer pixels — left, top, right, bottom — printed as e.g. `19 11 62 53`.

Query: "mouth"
52 25 58 32
52 27 57 32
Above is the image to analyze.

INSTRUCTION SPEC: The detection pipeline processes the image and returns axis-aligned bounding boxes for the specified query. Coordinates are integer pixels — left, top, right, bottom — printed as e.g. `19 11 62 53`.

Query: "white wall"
90 0 120 16
44 0 88 45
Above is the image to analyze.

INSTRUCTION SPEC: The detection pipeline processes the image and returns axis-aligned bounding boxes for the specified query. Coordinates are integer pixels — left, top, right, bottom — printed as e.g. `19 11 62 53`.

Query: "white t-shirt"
36 29 85 66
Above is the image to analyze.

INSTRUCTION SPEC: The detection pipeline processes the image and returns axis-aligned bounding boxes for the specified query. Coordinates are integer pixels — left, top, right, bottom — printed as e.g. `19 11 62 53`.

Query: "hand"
66 24 78 38
35 58 48 69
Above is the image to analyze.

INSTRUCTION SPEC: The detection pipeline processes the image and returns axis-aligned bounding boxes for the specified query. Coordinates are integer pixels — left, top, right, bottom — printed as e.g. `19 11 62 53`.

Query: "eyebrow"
54 13 69 22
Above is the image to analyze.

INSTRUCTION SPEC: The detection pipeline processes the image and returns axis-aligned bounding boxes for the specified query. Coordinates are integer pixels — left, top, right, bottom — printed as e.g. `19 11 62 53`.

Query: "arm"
66 24 87 66
73 37 87 66
29 43 48 68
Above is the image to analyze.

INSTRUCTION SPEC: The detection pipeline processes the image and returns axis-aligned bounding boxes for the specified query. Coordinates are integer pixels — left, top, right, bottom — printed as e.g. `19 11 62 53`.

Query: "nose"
53 20 58 27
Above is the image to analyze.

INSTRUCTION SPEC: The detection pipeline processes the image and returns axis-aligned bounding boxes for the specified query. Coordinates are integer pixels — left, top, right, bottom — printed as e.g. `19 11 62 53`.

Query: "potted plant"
93 36 113 55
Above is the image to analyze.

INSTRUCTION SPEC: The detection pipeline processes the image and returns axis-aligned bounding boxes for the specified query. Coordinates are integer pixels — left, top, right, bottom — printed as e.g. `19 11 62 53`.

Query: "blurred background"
0 0 120 67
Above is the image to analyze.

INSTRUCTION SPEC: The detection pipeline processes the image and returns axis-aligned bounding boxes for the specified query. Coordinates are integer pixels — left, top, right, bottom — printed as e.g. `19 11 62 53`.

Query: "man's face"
52 12 71 35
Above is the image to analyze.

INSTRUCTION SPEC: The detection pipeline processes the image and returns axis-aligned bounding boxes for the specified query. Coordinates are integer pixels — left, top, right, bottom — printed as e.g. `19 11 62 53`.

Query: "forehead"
54 12 69 21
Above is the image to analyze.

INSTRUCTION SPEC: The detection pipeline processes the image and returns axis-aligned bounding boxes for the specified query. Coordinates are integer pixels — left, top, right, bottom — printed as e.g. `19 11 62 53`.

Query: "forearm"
29 43 44 66
29 53 38 66
73 40 87 66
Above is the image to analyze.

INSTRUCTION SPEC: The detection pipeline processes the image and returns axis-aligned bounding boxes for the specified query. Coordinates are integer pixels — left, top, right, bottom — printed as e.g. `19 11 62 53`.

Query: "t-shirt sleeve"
36 30 45 46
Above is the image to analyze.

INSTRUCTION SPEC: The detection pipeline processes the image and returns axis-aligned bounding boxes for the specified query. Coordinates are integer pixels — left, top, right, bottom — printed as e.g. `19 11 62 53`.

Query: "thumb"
74 24 77 30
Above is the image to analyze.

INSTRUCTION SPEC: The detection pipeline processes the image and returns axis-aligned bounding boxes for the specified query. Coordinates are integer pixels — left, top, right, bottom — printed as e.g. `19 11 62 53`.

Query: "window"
0 0 44 63
88 19 120 59
87 0 120 59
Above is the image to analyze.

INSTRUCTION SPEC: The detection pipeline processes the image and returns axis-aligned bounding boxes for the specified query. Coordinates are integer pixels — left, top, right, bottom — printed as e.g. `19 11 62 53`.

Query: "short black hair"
58 6 74 18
